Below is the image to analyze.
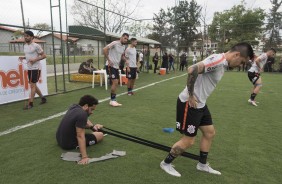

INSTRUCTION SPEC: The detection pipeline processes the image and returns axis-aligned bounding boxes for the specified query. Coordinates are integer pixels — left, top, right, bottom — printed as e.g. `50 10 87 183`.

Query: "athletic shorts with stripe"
126 67 137 79
248 71 260 85
176 98 213 137
28 70 41 83
107 66 120 80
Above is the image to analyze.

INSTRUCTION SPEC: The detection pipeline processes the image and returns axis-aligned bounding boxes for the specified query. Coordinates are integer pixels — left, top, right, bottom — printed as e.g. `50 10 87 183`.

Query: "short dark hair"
24 30 34 37
122 33 129 37
86 59 93 63
130 38 137 42
79 95 99 106
269 48 276 53
230 42 254 60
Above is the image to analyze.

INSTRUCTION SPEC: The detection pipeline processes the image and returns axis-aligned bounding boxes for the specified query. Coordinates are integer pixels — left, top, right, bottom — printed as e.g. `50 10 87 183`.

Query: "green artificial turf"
0 71 281 184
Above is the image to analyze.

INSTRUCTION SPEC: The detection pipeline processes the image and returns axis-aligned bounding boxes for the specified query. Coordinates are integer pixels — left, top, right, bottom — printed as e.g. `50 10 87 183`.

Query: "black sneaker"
40 98 47 105
23 105 33 110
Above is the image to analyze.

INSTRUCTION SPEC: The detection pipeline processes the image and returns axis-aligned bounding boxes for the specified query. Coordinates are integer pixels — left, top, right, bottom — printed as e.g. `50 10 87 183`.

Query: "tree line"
148 0 282 54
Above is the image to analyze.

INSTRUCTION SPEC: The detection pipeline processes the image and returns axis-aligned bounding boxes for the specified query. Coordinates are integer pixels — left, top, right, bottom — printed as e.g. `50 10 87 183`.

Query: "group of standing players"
21 30 276 176
103 33 139 107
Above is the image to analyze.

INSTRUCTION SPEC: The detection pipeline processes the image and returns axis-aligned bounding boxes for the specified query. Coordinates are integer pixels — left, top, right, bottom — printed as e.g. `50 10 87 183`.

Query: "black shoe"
23 105 33 110
40 98 47 105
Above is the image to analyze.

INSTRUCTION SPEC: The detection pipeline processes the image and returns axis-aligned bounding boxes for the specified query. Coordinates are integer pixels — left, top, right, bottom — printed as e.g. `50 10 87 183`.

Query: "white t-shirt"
105 40 125 69
139 52 143 62
125 47 137 68
179 54 228 108
248 53 268 73
193 55 197 61
193 55 197 64
24 42 44 70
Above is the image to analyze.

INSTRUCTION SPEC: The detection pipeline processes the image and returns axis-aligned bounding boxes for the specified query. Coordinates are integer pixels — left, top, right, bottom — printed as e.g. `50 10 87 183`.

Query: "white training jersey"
125 46 137 68
248 53 268 73
105 40 125 69
179 53 228 109
24 42 43 70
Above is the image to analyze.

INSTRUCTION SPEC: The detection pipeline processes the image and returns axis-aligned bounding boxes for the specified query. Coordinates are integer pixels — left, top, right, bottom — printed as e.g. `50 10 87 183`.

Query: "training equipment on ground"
61 150 126 163
163 128 174 133
100 127 199 160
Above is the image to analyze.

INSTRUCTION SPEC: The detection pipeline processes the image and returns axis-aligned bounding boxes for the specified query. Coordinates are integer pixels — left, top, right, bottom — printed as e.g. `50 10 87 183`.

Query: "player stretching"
247 48 276 106
19 30 47 110
160 43 254 177
103 33 129 107
125 38 138 96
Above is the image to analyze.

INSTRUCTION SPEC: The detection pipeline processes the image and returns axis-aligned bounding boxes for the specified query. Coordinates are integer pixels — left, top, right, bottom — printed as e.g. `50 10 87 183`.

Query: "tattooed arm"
186 62 205 108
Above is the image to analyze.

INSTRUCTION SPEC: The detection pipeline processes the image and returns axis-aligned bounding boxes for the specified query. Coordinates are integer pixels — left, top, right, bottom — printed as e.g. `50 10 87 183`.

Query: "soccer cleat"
160 160 181 177
248 99 258 106
23 105 33 110
109 100 122 107
39 98 47 105
127 92 134 96
196 162 221 175
251 101 258 106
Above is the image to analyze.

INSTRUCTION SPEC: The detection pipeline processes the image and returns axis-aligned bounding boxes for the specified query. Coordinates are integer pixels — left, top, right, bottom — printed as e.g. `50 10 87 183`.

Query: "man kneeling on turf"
56 95 104 164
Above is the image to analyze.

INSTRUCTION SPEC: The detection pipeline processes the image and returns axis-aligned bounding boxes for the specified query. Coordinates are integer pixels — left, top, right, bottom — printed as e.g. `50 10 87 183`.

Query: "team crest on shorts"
128 74 131 77
176 122 180 129
112 74 115 78
89 140 96 145
187 125 196 134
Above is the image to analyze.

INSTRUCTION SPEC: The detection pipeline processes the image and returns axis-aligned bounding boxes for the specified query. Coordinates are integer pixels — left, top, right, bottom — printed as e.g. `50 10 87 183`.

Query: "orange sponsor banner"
0 56 48 104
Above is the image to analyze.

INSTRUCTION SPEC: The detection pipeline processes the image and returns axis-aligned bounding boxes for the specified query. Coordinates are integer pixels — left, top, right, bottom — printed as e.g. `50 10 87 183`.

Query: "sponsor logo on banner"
0 56 48 104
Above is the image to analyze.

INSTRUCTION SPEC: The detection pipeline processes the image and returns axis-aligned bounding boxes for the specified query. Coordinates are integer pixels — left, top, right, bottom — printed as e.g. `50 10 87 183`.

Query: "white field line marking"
0 74 187 137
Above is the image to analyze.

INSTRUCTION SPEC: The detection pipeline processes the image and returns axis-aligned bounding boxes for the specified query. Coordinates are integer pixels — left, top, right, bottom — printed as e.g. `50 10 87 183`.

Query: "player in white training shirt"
103 33 129 107
160 43 254 177
247 48 276 106
125 38 138 96
19 30 47 110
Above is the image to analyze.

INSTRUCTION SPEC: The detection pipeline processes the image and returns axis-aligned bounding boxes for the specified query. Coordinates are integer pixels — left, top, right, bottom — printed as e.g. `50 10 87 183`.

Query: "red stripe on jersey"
204 54 225 68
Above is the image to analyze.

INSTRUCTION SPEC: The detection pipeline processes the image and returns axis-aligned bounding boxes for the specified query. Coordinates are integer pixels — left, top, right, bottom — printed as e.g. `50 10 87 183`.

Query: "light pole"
20 0 26 31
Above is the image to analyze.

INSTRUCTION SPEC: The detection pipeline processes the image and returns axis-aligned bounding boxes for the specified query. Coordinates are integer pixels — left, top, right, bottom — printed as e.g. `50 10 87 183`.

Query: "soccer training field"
0 71 281 184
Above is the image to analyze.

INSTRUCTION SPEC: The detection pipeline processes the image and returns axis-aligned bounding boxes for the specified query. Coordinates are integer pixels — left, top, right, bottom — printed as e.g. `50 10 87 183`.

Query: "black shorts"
58 133 97 150
108 66 120 80
176 98 213 137
248 71 260 85
126 67 137 79
28 70 41 83
85 133 98 146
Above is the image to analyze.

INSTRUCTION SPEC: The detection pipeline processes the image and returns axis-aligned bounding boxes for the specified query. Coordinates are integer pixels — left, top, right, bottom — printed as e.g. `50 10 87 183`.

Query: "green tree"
149 8 175 52
173 0 201 52
149 0 201 53
265 0 282 49
209 2 265 52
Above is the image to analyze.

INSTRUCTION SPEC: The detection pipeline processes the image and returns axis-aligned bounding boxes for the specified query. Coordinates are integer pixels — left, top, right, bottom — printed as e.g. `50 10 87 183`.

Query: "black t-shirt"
56 104 88 149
